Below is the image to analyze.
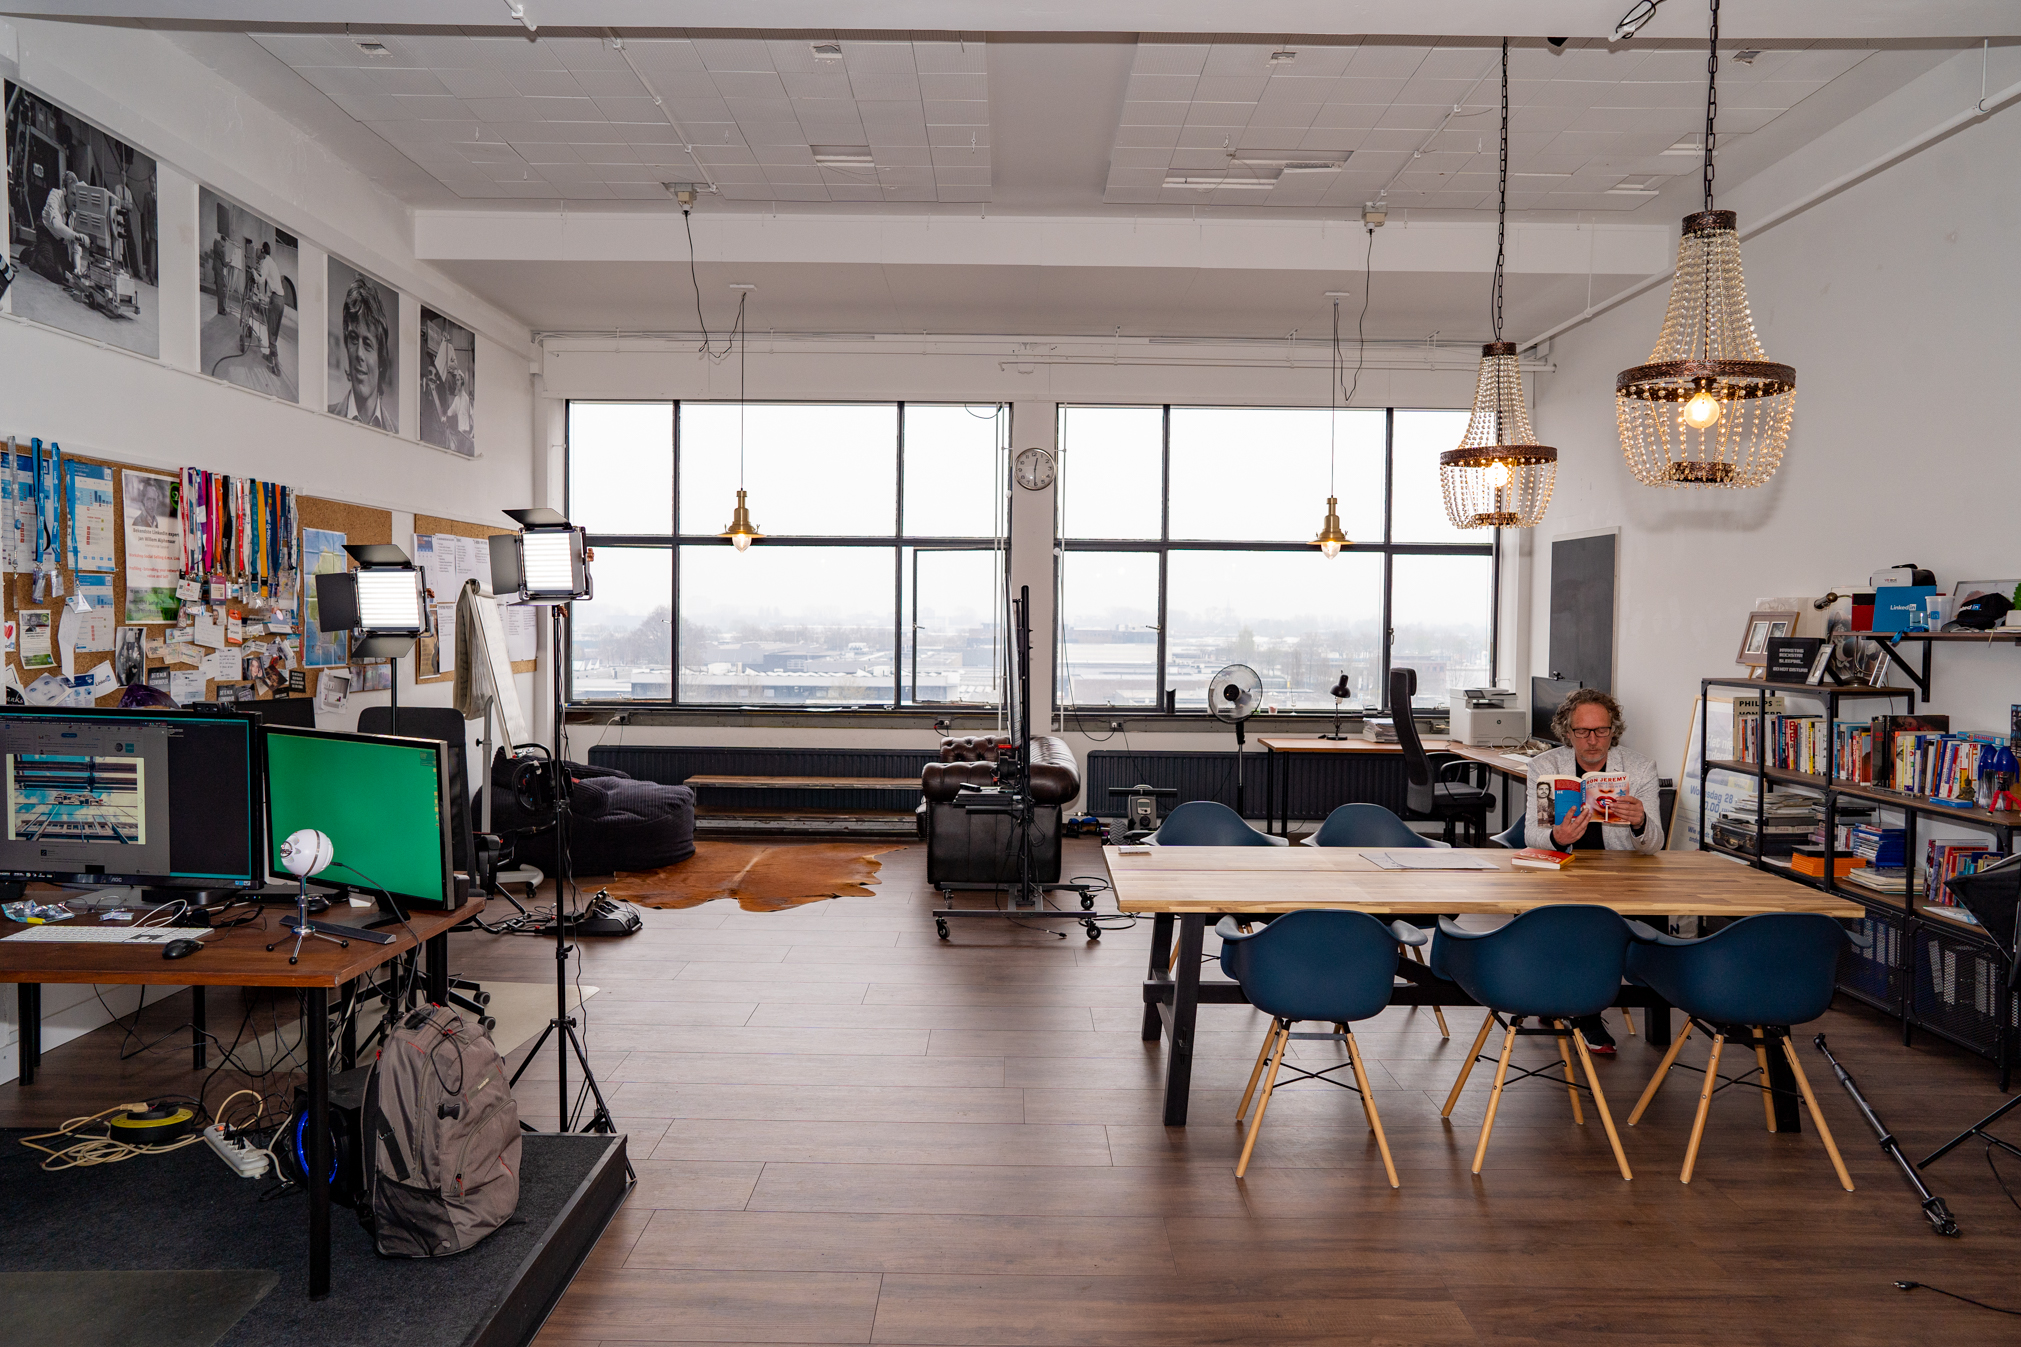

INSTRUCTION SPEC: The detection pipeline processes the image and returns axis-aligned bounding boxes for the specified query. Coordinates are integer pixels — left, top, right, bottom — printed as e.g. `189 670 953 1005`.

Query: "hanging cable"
1492 37 1508 342
1343 226 1376 407
681 209 737 362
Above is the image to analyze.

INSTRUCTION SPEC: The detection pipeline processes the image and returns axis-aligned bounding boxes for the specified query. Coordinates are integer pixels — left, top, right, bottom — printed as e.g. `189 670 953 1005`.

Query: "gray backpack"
363 1004 522 1258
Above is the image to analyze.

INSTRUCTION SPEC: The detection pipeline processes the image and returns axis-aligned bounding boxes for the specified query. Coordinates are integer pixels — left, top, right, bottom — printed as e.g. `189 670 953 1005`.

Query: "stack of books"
1832 721 1874 783
1851 824 1907 868
1737 712 1828 774
1842 865 1910 895
1923 840 2001 912
1712 792 1824 857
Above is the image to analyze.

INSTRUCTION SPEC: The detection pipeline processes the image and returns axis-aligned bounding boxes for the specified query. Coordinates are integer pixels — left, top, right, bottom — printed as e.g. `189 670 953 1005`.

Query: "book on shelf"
1870 714 1949 789
1850 824 1907 867
1510 847 1572 870
1791 845 1866 879
1841 865 1910 894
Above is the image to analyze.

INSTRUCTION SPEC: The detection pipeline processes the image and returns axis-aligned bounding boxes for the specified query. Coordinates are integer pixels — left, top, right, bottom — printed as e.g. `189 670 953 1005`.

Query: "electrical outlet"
202 1123 270 1179
1110 722 1123 732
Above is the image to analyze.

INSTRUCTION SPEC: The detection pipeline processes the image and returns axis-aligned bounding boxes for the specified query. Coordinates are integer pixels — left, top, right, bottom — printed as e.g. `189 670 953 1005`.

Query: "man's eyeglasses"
1566 727 1613 741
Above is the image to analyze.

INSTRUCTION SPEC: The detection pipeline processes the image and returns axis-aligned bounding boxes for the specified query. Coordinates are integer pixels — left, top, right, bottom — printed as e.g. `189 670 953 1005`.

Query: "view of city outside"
567 401 1006 705
1056 405 1494 712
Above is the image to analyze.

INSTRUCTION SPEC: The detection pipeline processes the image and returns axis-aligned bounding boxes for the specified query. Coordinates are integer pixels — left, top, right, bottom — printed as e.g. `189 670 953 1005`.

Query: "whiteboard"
1669 691 1756 851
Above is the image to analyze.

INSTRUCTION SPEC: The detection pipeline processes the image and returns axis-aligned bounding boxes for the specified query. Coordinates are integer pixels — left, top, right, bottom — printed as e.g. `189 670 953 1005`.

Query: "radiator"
589 744 937 813
1085 749 1406 821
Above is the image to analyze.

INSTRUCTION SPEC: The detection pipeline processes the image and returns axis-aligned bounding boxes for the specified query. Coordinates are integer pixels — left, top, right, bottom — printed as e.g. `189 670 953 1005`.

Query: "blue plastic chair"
1301 802 1444 848
1151 799 1288 847
1492 819 1527 849
1302 803 1451 1038
1431 904 1638 1179
1217 909 1428 1183
1623 914 1853 1190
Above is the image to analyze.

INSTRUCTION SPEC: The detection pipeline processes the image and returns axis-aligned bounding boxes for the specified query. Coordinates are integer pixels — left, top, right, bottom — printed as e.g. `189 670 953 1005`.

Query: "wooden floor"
10 838 2021 1344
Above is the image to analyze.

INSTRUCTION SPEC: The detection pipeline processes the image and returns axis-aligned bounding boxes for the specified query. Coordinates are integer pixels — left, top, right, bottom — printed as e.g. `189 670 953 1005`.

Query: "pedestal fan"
1209 663 1262 816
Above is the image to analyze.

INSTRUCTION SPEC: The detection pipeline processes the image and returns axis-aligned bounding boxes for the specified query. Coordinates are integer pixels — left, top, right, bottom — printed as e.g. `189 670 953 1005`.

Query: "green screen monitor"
263 726 452 911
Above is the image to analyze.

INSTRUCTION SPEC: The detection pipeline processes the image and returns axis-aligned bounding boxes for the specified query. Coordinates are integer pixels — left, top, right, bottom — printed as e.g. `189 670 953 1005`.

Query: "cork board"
295 494 393 700
2 452 209 705
411 512 540 684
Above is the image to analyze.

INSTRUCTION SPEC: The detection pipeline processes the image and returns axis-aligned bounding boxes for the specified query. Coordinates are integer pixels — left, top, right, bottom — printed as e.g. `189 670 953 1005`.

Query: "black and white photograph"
112 625 145 687
326 255 398 433
419 306 477 457
198 187 298 401
4 81 159 357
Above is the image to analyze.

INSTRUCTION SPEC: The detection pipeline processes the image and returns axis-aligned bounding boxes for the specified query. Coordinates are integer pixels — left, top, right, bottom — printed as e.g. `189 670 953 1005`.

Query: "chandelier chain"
1704 0 1719 212
1492 37 1508 343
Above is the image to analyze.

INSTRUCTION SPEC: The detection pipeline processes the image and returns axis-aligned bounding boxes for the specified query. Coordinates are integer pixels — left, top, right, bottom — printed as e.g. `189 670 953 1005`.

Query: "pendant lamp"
1441 38 1557 530
1616 0 1794 488
1312 299 1351 558
719 293 763 550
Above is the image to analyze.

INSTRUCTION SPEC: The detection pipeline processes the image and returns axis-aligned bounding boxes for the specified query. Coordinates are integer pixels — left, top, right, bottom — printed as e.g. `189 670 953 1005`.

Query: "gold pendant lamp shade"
720 487 762 551
1615 210 1794 487
1441 342 1557 528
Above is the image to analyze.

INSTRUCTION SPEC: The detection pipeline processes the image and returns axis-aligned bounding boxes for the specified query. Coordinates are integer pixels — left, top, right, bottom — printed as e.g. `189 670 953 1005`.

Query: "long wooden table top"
0 895 483 988
1102 845 1861 918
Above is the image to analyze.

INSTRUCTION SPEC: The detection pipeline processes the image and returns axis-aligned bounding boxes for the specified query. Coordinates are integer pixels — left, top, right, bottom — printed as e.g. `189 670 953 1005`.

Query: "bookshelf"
1849 629 2021 699
1696 673 2021 1087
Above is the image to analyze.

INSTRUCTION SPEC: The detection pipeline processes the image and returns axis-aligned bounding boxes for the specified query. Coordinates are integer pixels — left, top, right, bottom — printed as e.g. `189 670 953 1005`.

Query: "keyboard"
2 924 187 944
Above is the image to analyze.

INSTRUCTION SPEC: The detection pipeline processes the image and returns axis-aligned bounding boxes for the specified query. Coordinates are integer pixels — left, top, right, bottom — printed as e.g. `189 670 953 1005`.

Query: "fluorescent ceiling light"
812 145 873 166
811 42 843 59
1733 49 1761 64
1269 50 1297 63
1607 182 1660 196
1232 154 1347 171
1164 175 1276 190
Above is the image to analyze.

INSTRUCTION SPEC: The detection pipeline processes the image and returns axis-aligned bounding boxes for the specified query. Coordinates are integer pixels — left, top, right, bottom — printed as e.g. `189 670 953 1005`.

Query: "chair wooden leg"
1405 945 1452 1038
1346 1031 1400 1189
1573 1029 1633 1182
1236 1019 1290 1178
1237 1020 1282 1121
1471 1021 1521 1175
1552 1019 1585 1125
1628 1020 1694 1126
1782 1037 1855 1192
1443 1013 1498 1118
1621 1007 1636 1036
1753 1030 1778 1133
1681 1033 1725 1184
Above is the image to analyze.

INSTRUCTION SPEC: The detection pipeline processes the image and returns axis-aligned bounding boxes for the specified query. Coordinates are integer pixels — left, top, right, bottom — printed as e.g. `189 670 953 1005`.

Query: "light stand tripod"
503 603 618 1135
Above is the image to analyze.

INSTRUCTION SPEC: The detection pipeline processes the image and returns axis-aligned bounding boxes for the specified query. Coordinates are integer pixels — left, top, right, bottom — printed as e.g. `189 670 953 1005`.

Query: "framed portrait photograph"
1736 608 1799 666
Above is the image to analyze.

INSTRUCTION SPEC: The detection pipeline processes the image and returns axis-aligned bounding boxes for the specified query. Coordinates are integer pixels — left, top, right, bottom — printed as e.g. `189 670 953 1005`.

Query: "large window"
567 402 1007 707
1057 406 1495 713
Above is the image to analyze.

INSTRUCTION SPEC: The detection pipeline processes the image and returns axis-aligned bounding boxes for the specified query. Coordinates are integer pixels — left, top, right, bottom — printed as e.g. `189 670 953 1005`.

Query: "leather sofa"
918 735 1081 887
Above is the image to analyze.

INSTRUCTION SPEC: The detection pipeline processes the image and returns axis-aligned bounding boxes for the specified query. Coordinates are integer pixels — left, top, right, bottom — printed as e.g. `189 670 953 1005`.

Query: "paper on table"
1365 850 1501 871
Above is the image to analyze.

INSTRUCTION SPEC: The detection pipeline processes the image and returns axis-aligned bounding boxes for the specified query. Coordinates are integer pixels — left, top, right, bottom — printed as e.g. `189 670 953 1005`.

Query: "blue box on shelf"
1872 586 1938 633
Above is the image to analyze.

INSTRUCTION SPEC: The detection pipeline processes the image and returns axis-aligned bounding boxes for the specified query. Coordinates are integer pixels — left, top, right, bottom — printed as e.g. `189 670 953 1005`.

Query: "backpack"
362 1004 522 1258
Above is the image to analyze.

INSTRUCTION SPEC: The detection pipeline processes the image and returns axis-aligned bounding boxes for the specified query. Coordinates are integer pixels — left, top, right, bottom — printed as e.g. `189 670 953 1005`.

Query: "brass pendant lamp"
1441 39 1557 530
1616 0 1794 487
1312 297 1351 558
718 292 763 550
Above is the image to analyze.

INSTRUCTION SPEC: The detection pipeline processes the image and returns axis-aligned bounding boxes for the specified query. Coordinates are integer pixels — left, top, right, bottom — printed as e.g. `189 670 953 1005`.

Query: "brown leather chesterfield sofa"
917 735 1081 886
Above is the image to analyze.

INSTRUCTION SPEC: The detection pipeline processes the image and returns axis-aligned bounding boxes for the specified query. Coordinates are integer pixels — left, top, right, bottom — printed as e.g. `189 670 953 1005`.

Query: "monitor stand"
362 887 412 932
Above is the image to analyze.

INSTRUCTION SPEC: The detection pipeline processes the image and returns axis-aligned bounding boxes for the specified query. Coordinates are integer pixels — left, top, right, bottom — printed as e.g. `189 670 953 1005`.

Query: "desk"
1108 845 1860 1127
0 897 483 1299
1257 735 1538 837
1443 742 1541 828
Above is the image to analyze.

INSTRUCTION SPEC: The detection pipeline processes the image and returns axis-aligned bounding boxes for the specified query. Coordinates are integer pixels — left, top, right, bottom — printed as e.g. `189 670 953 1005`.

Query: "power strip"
201 1123 270 1179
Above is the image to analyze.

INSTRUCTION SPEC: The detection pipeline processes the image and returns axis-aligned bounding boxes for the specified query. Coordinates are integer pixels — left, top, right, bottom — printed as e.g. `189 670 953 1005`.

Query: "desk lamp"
1321 672 1354 741
315 543 427 731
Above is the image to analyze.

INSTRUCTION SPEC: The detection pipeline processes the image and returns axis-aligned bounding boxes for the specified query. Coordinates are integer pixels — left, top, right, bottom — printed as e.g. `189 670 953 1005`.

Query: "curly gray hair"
1551 687 1625 747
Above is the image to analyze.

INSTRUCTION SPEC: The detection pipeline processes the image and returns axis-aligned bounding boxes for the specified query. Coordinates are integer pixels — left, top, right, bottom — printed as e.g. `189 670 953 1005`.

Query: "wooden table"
1257 735 1540 837
1108 845 1861 1127
0 896 483 1299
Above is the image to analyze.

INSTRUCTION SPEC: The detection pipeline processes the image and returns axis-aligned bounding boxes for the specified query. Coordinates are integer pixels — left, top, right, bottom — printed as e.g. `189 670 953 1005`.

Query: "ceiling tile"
1115 124 1182 149
533 97 603 123
1121 100 1189 127
849 73 922 102
594 97 665 123
435 68 516 99
1193 75 1269 101
1128 73 1199 101
1345 45 1431 79
826 183 885 200
1413 47 1498 81
917 71 986 101
783 73 856 100
505 70 584 99
936 186 991 202
911 42 987 75
693 39 777 73
573 70 648 99
464 36 568 73
1270 45 1356 78
923 99 988 126
841 41 922 75
711 71 789 100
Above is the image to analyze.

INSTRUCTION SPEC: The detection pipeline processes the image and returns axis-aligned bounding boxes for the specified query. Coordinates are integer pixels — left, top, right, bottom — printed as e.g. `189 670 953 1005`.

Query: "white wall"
0 20 538 1082
1526 50 2021 789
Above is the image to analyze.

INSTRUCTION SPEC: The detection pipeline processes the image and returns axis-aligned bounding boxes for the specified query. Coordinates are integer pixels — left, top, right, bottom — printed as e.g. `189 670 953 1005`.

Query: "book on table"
1510 847 1572 870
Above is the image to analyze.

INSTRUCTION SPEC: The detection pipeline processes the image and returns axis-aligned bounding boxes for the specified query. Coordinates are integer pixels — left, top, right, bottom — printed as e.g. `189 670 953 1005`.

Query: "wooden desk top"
1257 736 1455 754
1442 742 1541 780
0 896 483 988
1102 846 1861 918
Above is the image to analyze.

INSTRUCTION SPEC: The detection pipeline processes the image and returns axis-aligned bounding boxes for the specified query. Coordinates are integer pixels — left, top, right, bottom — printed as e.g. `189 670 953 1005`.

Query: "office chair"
1302 803 1450 1038
1492 820 1528 848
1624 913 1853 1189
1433 904 1638 1179
1391 668 1493 846
1150 799 1288 847
1218 909 1424 1183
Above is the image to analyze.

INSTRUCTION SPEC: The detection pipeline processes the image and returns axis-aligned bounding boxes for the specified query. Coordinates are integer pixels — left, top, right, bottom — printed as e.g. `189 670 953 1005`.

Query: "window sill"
563 705 1008 731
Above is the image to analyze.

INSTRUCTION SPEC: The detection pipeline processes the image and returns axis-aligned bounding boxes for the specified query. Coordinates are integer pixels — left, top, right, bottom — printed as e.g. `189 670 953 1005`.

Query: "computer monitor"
263 726 453 912
1531 675 1583 744
238 697 318 729
0 707 258 896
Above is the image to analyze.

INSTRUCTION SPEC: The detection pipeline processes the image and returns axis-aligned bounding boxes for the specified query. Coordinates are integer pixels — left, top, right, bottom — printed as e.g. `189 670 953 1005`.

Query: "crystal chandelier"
1441 39 1556 530
1616 0 1794 488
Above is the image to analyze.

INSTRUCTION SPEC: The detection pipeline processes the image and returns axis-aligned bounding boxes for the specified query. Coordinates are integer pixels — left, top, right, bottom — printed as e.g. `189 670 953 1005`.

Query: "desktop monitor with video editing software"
262 726 453 912
1530 676 1583 744
0 707 258 897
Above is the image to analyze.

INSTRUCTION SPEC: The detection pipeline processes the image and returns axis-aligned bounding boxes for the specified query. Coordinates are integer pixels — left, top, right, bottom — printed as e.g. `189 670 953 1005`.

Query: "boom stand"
1814 1034 1959 1236
933 586 1098 940
505 605 619 1136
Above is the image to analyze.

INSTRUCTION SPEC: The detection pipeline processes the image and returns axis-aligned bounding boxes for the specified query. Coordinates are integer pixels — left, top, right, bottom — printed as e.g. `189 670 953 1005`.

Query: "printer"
1450 687 1526 747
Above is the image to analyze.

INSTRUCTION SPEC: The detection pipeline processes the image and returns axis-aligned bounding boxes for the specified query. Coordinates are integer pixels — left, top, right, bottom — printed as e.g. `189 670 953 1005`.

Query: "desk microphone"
280 829 335 879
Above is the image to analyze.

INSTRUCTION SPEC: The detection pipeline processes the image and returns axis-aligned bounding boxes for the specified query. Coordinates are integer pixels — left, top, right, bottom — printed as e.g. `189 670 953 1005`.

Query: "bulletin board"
411 512 540 686
296 494 392 702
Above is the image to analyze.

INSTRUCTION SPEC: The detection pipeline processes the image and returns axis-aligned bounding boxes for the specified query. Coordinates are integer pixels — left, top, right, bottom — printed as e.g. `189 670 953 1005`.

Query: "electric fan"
1209 664 1263 816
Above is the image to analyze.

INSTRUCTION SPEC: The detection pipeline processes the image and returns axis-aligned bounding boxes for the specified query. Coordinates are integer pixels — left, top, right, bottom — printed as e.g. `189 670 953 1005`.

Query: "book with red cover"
1511 847 1573 870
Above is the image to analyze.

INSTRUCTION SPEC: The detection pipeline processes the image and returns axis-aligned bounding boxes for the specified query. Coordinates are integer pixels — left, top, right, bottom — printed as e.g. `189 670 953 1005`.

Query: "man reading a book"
1524 688 1665 1052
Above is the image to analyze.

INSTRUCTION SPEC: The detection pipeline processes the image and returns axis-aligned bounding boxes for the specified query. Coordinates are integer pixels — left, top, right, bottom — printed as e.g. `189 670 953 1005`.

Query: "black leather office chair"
1391 668 1494 846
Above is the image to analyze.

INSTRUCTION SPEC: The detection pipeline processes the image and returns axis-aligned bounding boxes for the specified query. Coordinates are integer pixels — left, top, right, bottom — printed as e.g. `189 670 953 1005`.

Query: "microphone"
279 828 335 879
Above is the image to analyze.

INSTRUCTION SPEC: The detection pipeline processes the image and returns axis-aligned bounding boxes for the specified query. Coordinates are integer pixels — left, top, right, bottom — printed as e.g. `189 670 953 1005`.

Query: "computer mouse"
162 937 204 960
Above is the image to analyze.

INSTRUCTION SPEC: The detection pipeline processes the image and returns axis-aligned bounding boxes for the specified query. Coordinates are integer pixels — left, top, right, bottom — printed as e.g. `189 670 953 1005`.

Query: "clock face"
1014 447 1057 491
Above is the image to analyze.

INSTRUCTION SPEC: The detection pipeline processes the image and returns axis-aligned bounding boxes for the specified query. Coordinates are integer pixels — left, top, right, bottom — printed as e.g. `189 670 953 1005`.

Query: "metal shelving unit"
1697 672 2021 1088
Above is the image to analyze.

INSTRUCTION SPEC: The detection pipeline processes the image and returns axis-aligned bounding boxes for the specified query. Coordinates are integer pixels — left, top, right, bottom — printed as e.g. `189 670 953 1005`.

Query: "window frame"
1056 404 1499 715
565 399 1008 711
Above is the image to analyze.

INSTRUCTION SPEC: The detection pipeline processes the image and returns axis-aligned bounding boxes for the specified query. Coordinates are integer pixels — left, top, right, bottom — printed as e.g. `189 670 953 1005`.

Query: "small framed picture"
1737 609 1799 666
1805 645 1834 685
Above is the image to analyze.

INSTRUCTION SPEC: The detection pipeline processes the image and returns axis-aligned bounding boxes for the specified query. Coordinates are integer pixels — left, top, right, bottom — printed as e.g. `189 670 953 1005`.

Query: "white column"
1007 401 1057 734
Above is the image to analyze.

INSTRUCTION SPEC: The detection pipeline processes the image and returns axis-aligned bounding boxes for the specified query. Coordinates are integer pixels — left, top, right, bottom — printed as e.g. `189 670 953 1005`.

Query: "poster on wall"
3 82 160 358
64 459 115 572
326 256 398 433
419 307 477 457
302 527 349 667
197 187 300 402
121 469 181 621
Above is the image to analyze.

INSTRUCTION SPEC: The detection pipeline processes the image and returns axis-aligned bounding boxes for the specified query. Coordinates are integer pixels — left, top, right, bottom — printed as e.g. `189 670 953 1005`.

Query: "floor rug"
602 840 908 911
0 1269 277 1347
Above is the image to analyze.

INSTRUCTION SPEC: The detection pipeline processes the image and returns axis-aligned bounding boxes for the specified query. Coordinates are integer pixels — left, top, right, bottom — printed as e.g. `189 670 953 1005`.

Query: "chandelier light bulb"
1313 496 1348 560
731 532 752 552
1682 387 1723 429
720 487 763 552
1485 459 1511 489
